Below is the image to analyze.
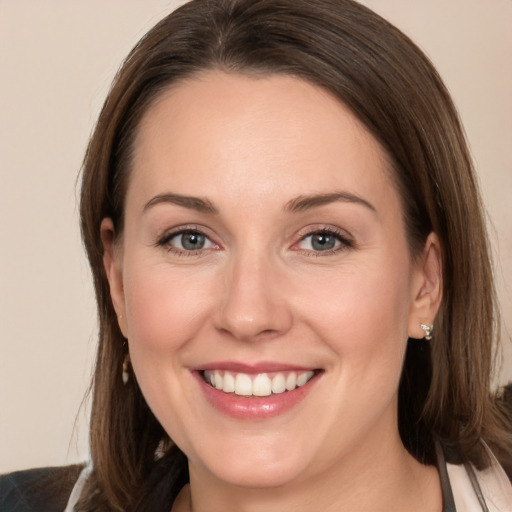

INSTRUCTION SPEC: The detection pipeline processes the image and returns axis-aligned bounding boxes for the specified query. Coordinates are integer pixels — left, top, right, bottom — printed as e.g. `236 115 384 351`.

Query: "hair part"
78 0 511 509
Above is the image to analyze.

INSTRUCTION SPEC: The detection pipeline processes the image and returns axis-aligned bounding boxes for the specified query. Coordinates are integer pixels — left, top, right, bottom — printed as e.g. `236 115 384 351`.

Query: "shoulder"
0 465 84 512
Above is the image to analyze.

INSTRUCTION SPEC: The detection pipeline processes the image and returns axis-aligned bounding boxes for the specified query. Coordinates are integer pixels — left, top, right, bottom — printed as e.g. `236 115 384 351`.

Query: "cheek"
122 258 214 353
300 255 412 374
119 255 216 444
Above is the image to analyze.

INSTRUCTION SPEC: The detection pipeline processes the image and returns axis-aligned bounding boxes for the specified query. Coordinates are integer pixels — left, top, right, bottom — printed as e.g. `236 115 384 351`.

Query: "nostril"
215 324 282 342
214 286 293 336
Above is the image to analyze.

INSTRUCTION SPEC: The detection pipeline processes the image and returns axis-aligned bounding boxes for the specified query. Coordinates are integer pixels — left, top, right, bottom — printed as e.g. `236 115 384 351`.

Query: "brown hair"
78 0 512 509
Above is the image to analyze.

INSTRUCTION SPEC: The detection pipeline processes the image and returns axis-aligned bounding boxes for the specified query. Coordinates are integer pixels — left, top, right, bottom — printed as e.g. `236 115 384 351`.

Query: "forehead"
128 71 397 216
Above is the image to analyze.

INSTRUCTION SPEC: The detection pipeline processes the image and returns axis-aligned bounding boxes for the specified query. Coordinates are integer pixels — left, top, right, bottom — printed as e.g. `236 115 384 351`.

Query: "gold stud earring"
420 323 433 341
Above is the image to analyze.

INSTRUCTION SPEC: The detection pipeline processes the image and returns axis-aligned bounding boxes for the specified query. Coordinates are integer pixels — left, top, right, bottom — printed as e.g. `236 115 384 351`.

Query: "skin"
102 72 443 511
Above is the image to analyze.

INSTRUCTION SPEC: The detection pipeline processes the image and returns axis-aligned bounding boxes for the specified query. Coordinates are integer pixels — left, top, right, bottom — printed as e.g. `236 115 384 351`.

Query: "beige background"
0 0 510 474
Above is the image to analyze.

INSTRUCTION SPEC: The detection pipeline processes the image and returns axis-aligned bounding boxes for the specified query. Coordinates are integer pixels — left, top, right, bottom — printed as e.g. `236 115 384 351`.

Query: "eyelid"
155 224 220 254
292 225 355 254
154 223 354 256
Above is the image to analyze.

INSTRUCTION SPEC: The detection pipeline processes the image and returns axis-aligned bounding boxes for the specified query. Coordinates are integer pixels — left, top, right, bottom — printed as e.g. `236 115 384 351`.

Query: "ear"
101 218 128 337
408 232 443 340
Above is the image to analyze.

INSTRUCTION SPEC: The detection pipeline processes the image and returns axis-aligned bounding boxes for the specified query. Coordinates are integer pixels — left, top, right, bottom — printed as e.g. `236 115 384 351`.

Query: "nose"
213 251 293 342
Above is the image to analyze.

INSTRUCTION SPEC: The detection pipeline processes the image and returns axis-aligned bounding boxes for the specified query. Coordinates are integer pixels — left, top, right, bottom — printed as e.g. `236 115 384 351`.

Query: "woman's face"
103 72 440 489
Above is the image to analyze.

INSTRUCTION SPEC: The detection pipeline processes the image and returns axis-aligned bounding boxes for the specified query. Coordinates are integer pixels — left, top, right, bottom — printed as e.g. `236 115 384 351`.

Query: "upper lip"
193 361 318 374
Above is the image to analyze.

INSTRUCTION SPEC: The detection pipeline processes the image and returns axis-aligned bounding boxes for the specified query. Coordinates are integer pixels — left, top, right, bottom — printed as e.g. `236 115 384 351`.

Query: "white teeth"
285 372 297 391
253 374 272 396
234 373 252 396
203 369 315 396
271 373 286 394
297 371 314 387
223 372 235 393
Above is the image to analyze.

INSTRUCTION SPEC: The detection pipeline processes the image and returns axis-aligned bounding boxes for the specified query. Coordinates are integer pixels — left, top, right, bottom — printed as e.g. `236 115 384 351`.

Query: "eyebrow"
285 192 377 214
143 190 376 216
143 193 218 214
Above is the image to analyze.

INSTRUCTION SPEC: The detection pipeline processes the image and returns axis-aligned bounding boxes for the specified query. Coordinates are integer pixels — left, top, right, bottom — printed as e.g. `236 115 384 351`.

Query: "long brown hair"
78 0 512 509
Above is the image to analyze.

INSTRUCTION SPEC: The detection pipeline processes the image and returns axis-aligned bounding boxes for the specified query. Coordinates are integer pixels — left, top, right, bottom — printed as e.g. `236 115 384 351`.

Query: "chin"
203 456 307 489
185 433 315 489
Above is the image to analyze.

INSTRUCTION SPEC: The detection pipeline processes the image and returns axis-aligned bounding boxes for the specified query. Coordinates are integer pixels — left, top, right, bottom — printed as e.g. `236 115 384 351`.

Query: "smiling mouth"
202 370 318 397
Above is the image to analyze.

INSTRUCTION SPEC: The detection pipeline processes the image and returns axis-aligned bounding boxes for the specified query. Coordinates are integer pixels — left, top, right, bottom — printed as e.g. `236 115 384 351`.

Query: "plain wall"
1 0 511 473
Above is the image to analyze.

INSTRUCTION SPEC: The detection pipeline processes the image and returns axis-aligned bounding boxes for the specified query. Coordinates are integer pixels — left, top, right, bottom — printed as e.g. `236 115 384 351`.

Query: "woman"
2 0 511 510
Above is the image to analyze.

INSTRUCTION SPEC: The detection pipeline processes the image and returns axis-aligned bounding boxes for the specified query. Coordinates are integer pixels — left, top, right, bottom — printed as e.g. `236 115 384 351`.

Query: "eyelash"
295 227 354 257
155 226 354 257
156 225 217 257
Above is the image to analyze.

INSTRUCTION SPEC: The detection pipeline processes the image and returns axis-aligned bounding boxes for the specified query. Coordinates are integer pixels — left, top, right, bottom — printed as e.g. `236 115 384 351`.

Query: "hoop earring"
420 323 433 341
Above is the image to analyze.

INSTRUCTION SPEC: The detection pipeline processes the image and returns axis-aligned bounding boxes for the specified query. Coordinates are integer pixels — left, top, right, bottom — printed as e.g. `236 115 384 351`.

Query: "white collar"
64 462 92 512
447 451 512 512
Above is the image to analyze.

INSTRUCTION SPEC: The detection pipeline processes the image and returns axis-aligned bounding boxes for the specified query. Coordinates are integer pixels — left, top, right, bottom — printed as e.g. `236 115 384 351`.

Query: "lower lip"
194 371 319 420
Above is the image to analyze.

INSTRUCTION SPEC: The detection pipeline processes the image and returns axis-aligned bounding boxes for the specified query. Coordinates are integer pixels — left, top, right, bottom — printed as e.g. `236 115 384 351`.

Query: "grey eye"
310 233 336 251
171 231 210 251
299 232 340 251
180 232 205 250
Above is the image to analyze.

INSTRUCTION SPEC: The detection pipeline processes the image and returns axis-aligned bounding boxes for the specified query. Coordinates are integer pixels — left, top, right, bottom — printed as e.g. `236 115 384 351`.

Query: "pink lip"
195 360 315 374
192 365 321 420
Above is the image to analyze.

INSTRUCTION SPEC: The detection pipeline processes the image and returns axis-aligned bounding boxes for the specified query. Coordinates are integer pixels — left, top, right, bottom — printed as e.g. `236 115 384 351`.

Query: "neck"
176 429 441 512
